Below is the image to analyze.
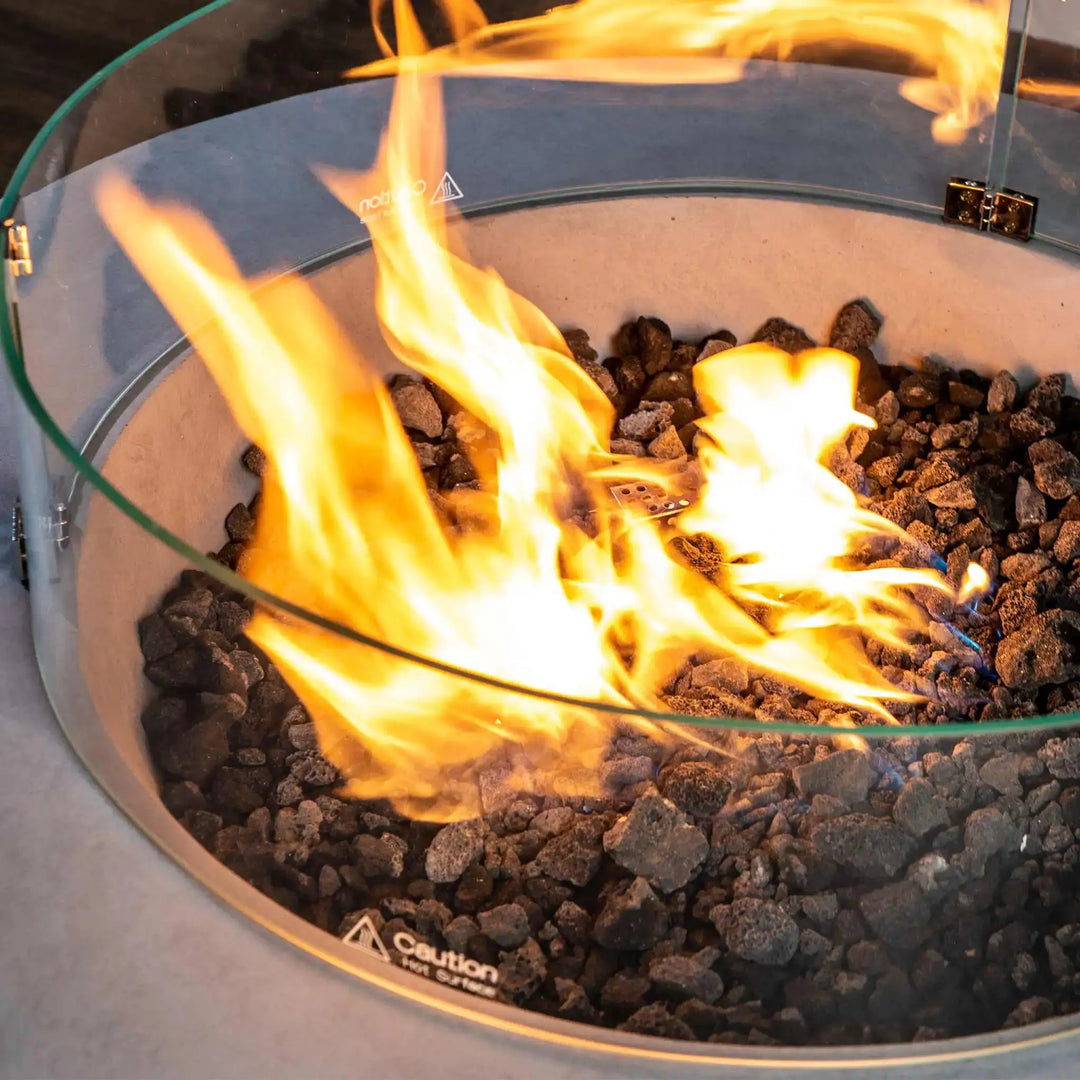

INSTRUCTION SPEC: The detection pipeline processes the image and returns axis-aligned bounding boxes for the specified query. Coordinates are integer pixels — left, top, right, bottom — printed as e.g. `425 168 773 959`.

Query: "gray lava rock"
995 609 1080 689
924 478 976 510
553 900 592 946
479 903 531 948
723 898 799 965
619 1002 695 1040
897 372 941 408
288 751 338 788
859 881 931 947
979 754 1025 797
534 818 608 887
600 971 652 1014
1015 477 1047 527
599 755 655 789
811 813 915 880
444 914 478 952
529 806 576 839
987 371 1019 413
158 718 230 786
497 937 547 1003
617 402 674 441
649 954 724 1004
391 383 443 438
793 750 875 806
1038 737 1080 780
648 426 686 460
829 299 882 353
691 657 750 693
752 316 815 353
893 778 949 838
1054 520 1080 564
1001 552 1052 583
593 876 669 950
425 818 485 883
962 806 1021 875
352 833 405 879
660 761 735 816
1030 439 1080 500
603 794 708 892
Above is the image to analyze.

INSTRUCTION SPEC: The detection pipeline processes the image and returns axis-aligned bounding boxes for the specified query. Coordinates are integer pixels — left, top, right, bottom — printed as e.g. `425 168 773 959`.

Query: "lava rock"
987 371 1019 413
892 779 949 838
962 807 1021 876
425 819 485 883
158 718 230 786
553 900 593 946
1029 440 1080 500
619 1002 695 1040
593 876 669 950
391 383 443 438
649 954 724 1005
617 402 674 442
534 818 608 887
603 794 708 892
859 881 931 947
1053 520 1080 564
690 657 750 694
829 299 882 353
979 754 1025 798
751 317 815 353
648 425 687 460
352 833 405 879
138 613 179 663
793 750 875 806
478 903 531 948
897 372 941 408
995 609 1080 689
1015 477 1047 527
722 898 799 965
811 813 915 880
1038 737 1080 780
497 937 547 1003
660 761 735 816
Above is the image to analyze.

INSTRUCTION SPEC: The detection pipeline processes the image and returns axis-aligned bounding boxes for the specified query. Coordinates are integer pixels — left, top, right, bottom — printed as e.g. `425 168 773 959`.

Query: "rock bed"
139 301 1080 1045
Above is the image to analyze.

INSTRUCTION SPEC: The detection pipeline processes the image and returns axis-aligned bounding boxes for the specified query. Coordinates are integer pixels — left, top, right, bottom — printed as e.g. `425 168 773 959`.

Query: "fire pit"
8 0 1080 1068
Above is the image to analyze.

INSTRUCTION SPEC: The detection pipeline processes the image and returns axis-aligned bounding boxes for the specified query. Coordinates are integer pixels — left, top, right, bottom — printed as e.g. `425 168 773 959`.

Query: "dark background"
0 0 206 182
1 1 1078 189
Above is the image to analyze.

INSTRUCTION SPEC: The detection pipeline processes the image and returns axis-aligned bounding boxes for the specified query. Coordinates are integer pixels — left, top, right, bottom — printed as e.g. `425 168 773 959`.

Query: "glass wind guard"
1004 0 1080 251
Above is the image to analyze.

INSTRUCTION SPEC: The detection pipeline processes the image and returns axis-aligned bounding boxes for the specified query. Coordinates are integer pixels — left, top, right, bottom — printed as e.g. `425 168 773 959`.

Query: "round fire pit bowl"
7 0 1080 1070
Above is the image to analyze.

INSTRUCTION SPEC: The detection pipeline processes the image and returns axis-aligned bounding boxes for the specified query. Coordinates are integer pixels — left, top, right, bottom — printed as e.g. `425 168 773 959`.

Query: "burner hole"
620 487 631 495
636 485 647 492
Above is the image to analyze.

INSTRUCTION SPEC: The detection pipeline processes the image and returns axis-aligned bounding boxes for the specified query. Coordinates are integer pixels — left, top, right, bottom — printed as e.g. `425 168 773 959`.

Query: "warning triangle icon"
430 171 464 205
341 913 391 963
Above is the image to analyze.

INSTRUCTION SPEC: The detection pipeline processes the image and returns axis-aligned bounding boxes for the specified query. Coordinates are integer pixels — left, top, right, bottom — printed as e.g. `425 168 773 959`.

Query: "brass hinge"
5 222 32 276
943 178 1037 242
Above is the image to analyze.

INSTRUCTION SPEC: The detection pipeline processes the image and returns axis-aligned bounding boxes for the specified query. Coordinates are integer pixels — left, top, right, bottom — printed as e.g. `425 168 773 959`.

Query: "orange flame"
97 1 996 818
355 0 1010 145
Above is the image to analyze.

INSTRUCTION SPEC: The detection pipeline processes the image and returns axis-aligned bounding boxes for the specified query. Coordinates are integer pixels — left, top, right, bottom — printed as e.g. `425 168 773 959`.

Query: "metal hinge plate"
608 461 703 522
4 222 32 276
11 499 28 589
943 177 1037 242
10 497 70 588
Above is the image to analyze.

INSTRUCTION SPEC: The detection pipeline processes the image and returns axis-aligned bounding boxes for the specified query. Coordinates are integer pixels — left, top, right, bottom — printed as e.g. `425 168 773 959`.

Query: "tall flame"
355 0 1010 145
98 0 996 818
